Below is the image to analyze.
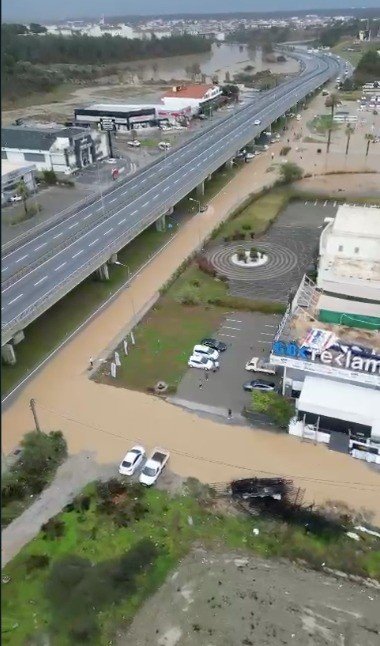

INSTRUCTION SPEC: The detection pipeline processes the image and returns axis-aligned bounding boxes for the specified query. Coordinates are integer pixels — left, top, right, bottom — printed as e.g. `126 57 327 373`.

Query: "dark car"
243 380 276 392
201 338 227 352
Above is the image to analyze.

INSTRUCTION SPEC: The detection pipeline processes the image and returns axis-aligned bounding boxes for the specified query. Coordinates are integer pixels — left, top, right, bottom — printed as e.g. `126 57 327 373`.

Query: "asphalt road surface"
1 51 342 341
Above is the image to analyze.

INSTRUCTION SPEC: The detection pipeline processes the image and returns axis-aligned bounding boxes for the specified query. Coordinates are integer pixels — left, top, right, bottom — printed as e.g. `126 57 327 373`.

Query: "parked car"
200 204 208 213
139 448 169 486
193 344 219 361
245 153 255 161
126 140 141 147
243 380 276 392
254 119 261 125
201 338 227 352
158 141 171 150
188 355 219 370
119 445 145 476
9 194 22 202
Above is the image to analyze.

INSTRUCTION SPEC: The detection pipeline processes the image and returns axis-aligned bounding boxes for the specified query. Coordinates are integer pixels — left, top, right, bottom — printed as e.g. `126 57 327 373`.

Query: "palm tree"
16 179 29 215
365 133 375 156
344 124 355 155
152 62 158 76
325 92 340 119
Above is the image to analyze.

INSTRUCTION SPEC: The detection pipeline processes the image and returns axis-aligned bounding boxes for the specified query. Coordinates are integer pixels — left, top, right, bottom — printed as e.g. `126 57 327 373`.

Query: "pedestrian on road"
271 152 274 160
89 357 94 369
228 408 232 419
212 365 217 373
205 372 209 381
199 381 203 389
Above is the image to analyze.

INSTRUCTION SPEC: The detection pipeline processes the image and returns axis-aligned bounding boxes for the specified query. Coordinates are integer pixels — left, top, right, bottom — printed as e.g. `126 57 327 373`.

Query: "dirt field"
124 548 380 646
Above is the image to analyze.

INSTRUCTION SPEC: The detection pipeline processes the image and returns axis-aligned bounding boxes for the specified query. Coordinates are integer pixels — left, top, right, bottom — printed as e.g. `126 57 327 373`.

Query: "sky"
2 0 380 22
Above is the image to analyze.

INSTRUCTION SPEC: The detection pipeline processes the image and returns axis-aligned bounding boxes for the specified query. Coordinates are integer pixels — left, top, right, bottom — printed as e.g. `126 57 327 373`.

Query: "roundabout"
205 241 298 282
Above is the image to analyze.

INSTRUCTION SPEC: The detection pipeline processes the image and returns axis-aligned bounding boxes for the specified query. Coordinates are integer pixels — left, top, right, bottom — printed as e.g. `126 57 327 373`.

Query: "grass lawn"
2 480 379 644
309 115 339 136
332 39 374 66
1 225 175 397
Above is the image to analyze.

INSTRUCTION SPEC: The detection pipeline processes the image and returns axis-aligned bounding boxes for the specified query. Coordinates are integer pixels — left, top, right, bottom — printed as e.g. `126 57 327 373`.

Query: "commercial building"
161 84 223 115
270 204 380 459
1 160 37 201
74 103 192 132
1 126 109 175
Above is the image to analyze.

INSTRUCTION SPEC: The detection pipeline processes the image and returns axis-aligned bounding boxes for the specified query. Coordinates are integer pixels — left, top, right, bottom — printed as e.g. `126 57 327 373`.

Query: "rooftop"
298 376 380 427
1 159 37 177
332 204 380 238
163 84 217 99
2 126 91 151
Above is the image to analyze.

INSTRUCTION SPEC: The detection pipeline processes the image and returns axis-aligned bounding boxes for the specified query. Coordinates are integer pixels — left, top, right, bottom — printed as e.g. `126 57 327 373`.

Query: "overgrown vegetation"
2 431 67 528
354 48 380 84
2 478 379 644
278 162 304 184
251 391 295 428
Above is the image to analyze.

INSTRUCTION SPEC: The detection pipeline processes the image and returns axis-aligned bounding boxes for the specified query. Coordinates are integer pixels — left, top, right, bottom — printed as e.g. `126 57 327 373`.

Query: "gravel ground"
123 548 380 646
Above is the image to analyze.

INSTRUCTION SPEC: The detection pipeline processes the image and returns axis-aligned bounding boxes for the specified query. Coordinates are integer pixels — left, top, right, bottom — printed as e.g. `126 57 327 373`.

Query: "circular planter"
231 251 268 268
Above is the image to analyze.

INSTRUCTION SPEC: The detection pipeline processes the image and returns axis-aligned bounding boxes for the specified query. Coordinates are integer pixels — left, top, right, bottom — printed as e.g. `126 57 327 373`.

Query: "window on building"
338 244 343 252
1 150 7 159
24 152 45 162
354 247 359 253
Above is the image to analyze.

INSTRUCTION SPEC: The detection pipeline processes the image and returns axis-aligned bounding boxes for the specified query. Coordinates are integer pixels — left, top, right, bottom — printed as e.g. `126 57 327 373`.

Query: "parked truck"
139 448 169 486
245 357 276 375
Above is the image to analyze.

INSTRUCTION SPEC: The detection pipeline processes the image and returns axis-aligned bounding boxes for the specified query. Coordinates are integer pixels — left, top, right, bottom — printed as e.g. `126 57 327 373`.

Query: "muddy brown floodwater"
123 548 380 646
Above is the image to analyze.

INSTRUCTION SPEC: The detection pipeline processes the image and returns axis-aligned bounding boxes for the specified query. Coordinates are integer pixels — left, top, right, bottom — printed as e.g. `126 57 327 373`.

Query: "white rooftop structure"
318 204 380 301
297 376 380 428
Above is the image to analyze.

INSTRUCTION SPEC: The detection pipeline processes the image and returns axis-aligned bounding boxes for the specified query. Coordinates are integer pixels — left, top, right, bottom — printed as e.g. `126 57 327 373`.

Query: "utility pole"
30 398 41 433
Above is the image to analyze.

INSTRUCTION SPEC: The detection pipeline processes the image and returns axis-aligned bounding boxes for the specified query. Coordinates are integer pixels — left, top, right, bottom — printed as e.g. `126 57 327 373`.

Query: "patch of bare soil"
122 548 380 645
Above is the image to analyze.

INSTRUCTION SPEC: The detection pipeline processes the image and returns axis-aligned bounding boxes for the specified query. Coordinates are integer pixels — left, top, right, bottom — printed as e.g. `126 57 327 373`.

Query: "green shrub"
42 170 58 185
176 285 200 305
279 162 304 185
25 553 50 573
241 223 252 230
280 145 291 156
252 391 295 428
42 517 65 540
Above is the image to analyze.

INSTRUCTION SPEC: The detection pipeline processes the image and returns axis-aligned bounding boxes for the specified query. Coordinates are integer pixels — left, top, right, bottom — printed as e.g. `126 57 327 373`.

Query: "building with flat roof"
75 103 192 131
1 160 37 201
2 126 109 174
161 84 223 115
318 204 380 303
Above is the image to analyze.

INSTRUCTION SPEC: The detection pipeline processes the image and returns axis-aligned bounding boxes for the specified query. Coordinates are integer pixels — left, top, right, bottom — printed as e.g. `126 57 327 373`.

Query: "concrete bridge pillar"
13 330 25 345
207 173 212 181
109 253 118 264
156 214 166 231
196 181 205 197
2 343 16 365
97 263 109 281
166 206 174 215
225 158 234 170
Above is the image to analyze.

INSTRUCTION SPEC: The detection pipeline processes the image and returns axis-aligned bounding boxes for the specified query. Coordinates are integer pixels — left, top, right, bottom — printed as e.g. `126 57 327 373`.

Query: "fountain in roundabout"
231 246 268 268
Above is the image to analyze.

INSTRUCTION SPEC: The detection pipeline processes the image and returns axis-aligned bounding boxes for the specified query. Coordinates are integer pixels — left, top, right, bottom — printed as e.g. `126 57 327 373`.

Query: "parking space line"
219 333 236 338
221 326 241 330
226 318 242 323
260 332 274 336
264 324 276 328
258 340 272 344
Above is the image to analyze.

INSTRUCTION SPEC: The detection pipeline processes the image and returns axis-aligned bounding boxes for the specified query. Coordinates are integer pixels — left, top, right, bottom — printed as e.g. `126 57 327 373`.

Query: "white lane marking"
219 333 236 338
110 198 117 203
121 190 128 196
258 340 272 344
8 294 23 305
130 210 137 215
264 324 276 328
118 218 126 225
104 228 113 235
163 187 169 191
142 201 149 207
15 254 28 263
221 326 241 331
55 262 67 271
53 232 63 239
1 267 8 272
88 239 99 247
83 213 92 220
261 332 274 336
34 276 48 286
153 194 159 199
69 222 79 229
72 250 84 258
226 318 242 323
96 206 103 211
34 243 47 251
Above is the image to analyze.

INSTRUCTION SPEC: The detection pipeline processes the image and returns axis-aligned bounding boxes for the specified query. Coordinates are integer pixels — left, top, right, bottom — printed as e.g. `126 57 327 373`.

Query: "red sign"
112 168 119 180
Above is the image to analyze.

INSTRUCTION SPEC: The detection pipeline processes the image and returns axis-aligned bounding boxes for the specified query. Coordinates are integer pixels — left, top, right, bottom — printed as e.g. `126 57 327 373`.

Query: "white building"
161 84 223 115
2 126 109 175
318 204 380 303
1 160 37 203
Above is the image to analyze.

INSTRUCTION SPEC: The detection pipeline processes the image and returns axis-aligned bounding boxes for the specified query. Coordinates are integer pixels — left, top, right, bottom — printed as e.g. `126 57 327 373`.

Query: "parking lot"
173 311 282 419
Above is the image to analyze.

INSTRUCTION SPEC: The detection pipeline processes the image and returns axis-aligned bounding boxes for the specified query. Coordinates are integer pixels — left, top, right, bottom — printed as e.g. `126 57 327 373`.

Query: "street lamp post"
114 259 130 278
189 197 202 247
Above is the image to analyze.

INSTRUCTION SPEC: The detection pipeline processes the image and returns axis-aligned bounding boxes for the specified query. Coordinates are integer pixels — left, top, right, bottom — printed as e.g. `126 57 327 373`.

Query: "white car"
158 141 171 150
126 140 141 147
188 355 219 370
107 158 118 164
254 119 261 125
139 448 169 486
10 195 22 202
119 445 145 476
193 344 219 361
245 152 255 160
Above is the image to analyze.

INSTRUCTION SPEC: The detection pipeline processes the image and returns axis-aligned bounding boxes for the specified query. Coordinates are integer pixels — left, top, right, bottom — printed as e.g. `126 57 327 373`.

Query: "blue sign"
272 341 309 360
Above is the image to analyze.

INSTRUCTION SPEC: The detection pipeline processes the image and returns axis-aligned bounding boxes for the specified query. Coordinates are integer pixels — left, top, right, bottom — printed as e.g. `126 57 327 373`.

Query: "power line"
37 400 380 493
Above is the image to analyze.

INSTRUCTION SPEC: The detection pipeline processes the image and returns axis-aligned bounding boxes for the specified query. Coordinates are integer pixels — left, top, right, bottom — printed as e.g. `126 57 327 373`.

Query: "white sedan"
119 445 145 476
254 119 261 125
127 140 141 147
188 355 219 370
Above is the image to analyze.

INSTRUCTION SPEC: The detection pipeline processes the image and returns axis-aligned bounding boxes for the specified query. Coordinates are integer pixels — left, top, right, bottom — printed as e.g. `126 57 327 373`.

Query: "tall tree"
16 179 29 214
344 124 355 155
365 133 375 156
325 92 340 119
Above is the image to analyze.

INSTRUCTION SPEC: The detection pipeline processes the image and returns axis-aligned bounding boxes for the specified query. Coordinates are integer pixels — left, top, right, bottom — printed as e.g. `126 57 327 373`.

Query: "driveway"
172 311 281 418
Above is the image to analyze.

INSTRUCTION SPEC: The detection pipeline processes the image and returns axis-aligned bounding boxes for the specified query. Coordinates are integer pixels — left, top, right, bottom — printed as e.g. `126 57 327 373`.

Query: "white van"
158 141 171 150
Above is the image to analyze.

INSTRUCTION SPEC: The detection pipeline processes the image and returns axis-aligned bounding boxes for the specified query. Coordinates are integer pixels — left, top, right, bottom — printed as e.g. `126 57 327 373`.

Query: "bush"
197 255 216 278
280 145 291 156
25 553 50 573
236 247 246 262
252 391 295 428
250 246 258 260
42 170 58 185
279 162 303 185
42 517 65 540
241 223 252 230
176 285 200 305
